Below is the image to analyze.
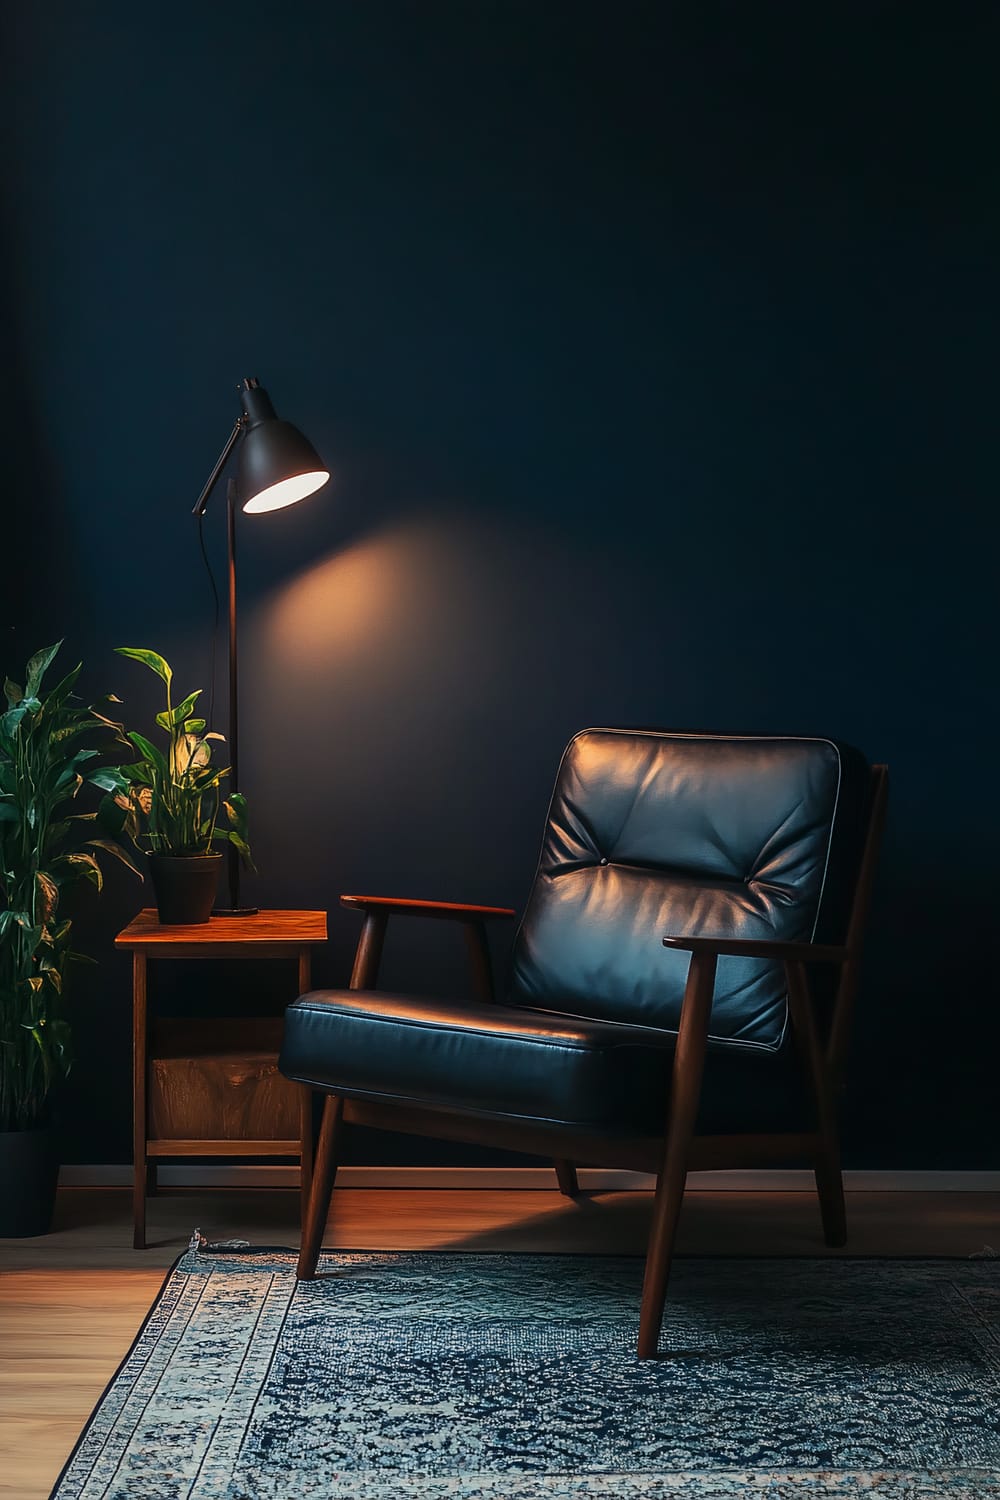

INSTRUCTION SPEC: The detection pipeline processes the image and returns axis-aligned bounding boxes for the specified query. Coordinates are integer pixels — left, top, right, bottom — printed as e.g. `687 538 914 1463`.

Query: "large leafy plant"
106 648 252 865
0 643 139 1132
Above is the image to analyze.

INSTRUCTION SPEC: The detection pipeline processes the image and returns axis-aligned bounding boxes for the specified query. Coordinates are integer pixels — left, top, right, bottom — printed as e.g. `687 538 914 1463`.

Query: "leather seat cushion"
280 990 803 1135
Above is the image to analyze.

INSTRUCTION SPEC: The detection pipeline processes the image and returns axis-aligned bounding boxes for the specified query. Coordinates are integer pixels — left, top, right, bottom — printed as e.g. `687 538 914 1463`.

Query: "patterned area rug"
52 1251 1000 1499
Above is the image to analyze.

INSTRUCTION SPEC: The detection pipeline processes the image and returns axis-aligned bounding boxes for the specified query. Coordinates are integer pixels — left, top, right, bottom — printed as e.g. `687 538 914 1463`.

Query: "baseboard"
57 1165 1000 1192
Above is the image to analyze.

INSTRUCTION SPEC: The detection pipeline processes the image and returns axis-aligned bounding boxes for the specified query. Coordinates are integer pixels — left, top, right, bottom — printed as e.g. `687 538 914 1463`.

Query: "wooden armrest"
344 894 514 998
341 894 516 922
662 935 849 964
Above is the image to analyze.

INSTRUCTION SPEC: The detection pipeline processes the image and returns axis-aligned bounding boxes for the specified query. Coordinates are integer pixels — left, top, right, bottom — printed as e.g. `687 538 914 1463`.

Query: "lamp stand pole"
193 415 256 915
192 378 328 917
216 476 258 916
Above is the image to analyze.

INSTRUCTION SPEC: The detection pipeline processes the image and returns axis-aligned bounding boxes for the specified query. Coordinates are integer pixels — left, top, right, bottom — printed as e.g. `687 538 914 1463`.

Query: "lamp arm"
191 415 247 516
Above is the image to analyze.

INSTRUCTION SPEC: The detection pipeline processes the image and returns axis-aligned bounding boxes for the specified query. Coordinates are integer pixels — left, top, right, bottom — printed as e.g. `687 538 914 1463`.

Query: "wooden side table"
115 908 327 1248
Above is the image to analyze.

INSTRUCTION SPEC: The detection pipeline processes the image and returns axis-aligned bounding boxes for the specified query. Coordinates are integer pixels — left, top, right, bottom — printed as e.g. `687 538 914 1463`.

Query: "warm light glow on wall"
262 527 431 664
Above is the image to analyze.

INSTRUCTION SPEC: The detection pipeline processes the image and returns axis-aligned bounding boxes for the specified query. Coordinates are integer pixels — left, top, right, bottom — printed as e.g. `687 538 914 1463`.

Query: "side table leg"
297 947 313 1224
132 953 148 1250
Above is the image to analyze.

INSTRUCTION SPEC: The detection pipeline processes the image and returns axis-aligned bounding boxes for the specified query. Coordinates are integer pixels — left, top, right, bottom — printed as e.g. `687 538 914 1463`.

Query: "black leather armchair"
280 729 887 1357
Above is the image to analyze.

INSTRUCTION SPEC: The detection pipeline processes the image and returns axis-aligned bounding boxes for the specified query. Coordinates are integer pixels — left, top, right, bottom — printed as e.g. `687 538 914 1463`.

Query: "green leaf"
0 798 19 823
50 721 97 746
117 762 153 787
43 664 82 708
82 837 143 878
46 1017 73 1060
96 793 129 836
183 717 206 735
115 647 172 686
25 642 62 697
51 852 103 891
224 831 257 872
4 677 23 707
27 1025 53 1089
169 690 202 726
1 704 28 741
87 767 129 793
222 795 250 846
127 732 169 780
44 819 71 850
54 750 101 792
189 769 226 793
227 792 249 823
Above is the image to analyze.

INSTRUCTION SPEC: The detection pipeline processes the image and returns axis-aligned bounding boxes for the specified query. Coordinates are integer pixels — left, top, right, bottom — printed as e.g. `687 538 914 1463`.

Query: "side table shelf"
115 908 327 1248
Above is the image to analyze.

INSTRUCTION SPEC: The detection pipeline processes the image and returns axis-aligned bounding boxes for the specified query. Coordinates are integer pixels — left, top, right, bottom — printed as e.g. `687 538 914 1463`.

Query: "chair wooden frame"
296 765 888 1359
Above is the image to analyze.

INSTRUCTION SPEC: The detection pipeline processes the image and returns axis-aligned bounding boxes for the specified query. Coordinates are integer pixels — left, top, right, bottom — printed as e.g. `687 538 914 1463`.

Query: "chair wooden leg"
637 950 717 1359
297 1094 344 1280
784 959 848 1249
815 1139 847 1247
553 1159 579 1197
638 1157 688 1359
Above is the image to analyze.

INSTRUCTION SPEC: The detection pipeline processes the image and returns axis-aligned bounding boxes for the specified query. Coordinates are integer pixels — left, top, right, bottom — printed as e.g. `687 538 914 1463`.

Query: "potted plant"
0 643 140 1236
105 648 252 924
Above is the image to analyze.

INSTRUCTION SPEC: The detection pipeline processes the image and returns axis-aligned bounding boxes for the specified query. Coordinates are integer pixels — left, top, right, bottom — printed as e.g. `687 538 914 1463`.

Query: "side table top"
115 908 328 949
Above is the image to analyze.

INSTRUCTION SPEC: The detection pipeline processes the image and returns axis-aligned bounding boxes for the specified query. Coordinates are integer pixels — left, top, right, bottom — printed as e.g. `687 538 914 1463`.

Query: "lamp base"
211 905 260 917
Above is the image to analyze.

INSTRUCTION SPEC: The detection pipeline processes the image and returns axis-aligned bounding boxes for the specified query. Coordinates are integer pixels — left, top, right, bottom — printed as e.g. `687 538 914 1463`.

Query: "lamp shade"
236 378 330 514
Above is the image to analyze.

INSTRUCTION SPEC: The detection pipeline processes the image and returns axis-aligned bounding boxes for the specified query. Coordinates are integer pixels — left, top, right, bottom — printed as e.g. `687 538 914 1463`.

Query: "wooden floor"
1 1186 997 1499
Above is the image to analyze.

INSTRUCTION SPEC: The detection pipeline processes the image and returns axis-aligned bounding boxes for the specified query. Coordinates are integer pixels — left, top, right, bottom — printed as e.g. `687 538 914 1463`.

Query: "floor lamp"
192 377 329 915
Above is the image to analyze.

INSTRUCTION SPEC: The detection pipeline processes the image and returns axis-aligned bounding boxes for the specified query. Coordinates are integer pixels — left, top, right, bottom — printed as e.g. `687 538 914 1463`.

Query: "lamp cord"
196 510 220 733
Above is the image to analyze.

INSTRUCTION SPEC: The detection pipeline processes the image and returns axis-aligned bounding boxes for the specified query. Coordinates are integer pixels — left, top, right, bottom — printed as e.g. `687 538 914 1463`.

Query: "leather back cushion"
508 730 870 1052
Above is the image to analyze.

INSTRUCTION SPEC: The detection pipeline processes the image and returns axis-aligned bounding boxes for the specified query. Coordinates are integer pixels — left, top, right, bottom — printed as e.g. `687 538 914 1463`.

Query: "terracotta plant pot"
0 1127 59 1236
148 852 223 925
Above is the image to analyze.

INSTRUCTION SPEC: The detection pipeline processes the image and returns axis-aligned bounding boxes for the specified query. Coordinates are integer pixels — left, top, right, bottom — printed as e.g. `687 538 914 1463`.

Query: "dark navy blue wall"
7 3 997 1167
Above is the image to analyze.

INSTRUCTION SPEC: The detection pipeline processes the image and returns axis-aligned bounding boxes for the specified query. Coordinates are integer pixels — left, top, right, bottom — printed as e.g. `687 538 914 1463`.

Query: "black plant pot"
149 852 223 925
0 1127 59 1237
